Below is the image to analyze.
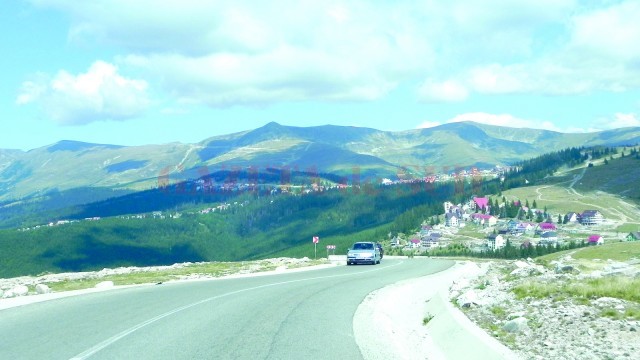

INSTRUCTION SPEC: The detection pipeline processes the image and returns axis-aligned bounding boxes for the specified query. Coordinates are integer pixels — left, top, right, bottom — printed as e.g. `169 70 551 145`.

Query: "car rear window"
353 243 373 250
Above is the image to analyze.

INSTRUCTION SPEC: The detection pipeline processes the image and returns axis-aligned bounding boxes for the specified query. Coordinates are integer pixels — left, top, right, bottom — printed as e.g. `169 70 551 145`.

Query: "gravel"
453 258 640 360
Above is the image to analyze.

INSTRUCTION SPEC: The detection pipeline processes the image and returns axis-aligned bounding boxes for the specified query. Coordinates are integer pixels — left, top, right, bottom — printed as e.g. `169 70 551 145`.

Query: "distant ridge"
47 140 124 152
1 121 639 202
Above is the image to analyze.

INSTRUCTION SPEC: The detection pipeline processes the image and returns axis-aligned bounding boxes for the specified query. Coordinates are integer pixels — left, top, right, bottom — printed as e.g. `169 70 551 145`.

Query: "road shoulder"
354 260 521 360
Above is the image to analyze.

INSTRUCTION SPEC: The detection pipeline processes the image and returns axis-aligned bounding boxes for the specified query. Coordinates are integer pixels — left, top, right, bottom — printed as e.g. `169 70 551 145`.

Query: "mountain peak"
262 121 283 128
47 140 122 153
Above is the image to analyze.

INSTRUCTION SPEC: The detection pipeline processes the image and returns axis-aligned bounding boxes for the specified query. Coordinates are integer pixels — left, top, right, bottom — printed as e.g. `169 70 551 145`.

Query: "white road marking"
69 262 403 359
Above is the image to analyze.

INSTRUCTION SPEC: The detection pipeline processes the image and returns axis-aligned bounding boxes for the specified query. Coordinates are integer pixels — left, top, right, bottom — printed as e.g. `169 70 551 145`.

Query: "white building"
445 213 460 227
580 210 604 225
487 234 505 250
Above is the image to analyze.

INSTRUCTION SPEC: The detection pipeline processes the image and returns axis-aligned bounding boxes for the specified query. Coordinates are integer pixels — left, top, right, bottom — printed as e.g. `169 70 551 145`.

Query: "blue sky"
3 0 640 150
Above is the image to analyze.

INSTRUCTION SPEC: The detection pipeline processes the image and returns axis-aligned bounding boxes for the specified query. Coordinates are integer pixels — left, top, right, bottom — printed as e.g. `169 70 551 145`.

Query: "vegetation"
0 145 636 278
513 276 640 304
0 178 492 277
427 239 588 260
422 313 434 325
538 242 640 263
44 259 327 292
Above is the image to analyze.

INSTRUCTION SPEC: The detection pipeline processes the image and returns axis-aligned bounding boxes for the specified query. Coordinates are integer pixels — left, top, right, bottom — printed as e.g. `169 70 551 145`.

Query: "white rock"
459 261 482 278
275 265 287 272
95 281 114 289
11 285 29 297
503 317 529 333
457 289 480 308
510 267 536 278
514 260 529 268
508 311 526 319
450 278 471 292
35 284 51 294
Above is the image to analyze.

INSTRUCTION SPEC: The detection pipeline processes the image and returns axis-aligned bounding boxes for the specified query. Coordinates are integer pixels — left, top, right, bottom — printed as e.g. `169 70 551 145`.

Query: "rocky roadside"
451 257 640 360
0 257 320 300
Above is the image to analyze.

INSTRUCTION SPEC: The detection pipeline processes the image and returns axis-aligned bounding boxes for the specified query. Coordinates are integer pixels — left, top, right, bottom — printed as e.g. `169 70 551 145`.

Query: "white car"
347 241 381 265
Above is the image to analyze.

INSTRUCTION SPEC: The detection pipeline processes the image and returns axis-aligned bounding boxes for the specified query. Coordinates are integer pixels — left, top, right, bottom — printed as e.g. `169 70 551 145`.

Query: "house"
588 234 604 245
390 237 401 247
540 231 558 243
473 214 497 227
537 222 557 233
409 238 421 249
474 197 489 212
445 213 460 227
419 226 432 237
627 232 640 241
580 210 604 225
487 234 505 250
421 232 441 248
443 201 455 214
506 220 520 231
565 212 579 223
516 222 535 234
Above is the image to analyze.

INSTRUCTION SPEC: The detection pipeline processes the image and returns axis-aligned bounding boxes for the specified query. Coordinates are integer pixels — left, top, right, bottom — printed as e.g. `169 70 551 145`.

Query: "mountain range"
2 121 640 204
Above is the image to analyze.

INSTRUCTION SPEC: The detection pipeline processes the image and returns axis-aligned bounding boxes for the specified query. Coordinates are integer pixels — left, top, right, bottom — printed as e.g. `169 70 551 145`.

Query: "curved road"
0 259 453 360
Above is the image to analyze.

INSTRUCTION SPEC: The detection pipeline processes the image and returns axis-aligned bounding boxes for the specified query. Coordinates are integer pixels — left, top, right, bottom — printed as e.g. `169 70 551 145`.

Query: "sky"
2 0 640 151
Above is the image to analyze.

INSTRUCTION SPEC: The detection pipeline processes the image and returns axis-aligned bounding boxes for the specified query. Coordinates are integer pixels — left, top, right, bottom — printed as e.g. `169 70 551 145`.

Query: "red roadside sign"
313 236 319 244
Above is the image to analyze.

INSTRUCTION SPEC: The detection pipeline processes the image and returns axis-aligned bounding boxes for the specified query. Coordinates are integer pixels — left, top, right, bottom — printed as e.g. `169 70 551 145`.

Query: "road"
0 259 454 360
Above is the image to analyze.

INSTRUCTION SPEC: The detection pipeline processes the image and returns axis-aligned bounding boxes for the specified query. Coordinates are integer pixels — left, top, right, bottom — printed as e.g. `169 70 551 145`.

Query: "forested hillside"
0 146 604 277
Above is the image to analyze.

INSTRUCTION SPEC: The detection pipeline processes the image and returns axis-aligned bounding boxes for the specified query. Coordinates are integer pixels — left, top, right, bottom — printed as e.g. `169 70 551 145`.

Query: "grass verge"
513 276 640 303
45 259 328 292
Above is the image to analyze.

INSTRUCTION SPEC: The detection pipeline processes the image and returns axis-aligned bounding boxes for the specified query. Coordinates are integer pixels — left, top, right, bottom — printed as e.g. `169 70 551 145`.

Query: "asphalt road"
0 259 454 360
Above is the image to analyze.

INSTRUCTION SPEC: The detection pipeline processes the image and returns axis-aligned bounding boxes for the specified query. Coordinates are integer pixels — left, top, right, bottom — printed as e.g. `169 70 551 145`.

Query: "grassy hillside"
574 154 640 199
0 180 468 277
0 145 635 278
3 122 640 204
538 241 640 263
501 149 640 232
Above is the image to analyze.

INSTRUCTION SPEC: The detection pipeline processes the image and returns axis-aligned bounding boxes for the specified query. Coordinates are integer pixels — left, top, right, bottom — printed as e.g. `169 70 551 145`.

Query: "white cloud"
416 0 640 98
418 80 469 102
17 61 149 125
32 0 433 107
28 0 640 107
592 113 640 130
569 1 640 62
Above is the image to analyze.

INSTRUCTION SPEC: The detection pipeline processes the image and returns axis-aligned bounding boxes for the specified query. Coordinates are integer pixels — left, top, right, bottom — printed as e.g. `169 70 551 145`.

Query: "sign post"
313 236 319 259
326 244 335 257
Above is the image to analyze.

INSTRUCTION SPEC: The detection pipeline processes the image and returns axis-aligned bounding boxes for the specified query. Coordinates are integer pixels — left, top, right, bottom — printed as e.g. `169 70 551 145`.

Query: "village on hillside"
391 196 640 254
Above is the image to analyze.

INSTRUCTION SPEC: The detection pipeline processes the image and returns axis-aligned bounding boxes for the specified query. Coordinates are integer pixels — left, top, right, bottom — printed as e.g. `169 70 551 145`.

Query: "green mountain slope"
2 122 640 204
0 145 604 277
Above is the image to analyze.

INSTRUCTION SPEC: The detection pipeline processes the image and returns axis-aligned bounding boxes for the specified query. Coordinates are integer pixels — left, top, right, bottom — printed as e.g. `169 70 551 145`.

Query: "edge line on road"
69 261 404 360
